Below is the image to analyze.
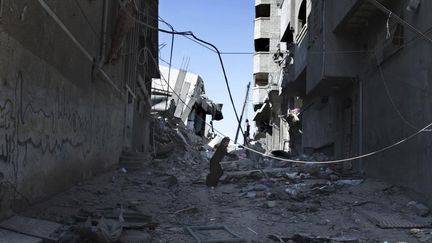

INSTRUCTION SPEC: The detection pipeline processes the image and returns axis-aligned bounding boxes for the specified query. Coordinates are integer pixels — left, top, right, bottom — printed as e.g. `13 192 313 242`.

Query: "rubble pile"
7 115 432 242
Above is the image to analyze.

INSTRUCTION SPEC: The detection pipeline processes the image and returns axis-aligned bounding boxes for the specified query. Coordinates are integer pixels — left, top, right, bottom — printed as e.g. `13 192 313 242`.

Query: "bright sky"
158 0 255 143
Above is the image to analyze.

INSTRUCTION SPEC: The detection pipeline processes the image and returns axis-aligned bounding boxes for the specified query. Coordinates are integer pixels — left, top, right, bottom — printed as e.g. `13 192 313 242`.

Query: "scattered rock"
407 201 430 217
335 179 363 187
266 201 276 208
119 230 151 243
164 175 178 188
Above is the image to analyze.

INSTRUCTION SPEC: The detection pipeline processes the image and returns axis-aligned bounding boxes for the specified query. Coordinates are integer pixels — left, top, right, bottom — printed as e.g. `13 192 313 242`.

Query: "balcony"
252 85 268 106
333 0 382 33
253 52 273 74
292 31 308 81
255 0 270 6
254 17 272 39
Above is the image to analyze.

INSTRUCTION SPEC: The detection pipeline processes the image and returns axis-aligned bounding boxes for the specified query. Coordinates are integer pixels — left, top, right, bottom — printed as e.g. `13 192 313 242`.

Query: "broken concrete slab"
357 209 432 229
0 215 67 241
407 201 430 217
0 229 42 243
186 225 245 243
119 230 151 243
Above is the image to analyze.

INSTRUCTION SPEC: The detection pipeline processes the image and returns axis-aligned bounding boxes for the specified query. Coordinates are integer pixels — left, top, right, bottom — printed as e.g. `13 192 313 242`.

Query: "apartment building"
256 0 432 204
252 0 288 154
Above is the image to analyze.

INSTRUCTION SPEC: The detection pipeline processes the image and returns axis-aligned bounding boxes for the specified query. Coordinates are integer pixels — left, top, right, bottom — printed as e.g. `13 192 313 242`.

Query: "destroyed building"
151 66 223 137
2 0 432 242
0 0 159 218
253 0 432 205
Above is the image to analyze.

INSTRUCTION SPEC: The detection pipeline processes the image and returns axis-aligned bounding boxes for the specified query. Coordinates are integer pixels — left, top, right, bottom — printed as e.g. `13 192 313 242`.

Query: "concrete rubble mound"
1 115 431 242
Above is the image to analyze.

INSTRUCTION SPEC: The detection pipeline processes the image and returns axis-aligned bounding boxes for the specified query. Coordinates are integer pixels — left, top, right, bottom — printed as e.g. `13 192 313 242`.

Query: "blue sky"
158 0 255 143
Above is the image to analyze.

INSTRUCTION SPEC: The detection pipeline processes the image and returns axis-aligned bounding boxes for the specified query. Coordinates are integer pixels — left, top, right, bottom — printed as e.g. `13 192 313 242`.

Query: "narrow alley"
1 0 432 242
14 117 432 242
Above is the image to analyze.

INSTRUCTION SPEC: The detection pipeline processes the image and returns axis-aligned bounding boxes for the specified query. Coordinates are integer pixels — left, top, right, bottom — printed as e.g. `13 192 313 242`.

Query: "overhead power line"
120 3 247 140
131 2 432 164
144 46 432 164
367 0 432 45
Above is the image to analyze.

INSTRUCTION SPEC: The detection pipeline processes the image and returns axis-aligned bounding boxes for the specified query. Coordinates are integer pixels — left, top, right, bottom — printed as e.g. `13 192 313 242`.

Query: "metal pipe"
358 77 363 173
0 0 4 19
234 82 251 144
99 0 109 66
321 0 326 77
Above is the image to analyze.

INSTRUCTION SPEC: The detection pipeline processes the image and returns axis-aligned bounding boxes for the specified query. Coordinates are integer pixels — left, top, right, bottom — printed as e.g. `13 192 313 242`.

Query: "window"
281 24 294 43
255 4 270 18
298 0 307 29
254 38 270 52
254 73 269 86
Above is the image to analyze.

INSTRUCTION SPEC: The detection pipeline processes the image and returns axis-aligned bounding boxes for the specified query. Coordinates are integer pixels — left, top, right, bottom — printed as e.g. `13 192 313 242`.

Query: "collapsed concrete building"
151 66 223 137
253 0 432 205
0 0 159 218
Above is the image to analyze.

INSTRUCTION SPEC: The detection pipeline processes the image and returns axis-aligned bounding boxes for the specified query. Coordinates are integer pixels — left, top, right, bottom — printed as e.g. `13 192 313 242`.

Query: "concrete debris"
186 225 245 243
77 216 123 243
164 175 178 188
119 230 151 243
407 201 430 217
266 201 277 208
268 233 359 243
11 115 432 242
410 228 432 242
334 179 364 187
0 215 67 241
0 229 42 243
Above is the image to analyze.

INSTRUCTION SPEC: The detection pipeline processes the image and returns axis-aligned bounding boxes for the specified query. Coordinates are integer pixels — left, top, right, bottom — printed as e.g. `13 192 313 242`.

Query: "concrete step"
120 155 149 161
119 163 147 170
121 151 148 157
119 160 147 166
0 216 67 242
0 229 42 243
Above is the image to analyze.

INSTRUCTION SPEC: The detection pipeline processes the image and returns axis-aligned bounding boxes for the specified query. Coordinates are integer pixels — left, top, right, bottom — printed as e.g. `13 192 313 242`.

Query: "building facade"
0 0 158 218
255 0 432 205
151 66 223 137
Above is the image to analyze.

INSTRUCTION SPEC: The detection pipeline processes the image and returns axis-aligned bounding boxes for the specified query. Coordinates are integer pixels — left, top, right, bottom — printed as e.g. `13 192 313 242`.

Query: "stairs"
118 150 151 170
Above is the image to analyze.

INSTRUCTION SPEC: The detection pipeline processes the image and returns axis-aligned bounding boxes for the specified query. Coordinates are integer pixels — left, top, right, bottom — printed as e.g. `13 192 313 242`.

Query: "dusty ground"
19 118 432 242
22 156 432 242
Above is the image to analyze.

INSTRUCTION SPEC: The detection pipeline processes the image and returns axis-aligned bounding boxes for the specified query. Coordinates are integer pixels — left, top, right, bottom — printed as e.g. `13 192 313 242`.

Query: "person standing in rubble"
168 98 176 118
244 119 250 145
287 109 301 156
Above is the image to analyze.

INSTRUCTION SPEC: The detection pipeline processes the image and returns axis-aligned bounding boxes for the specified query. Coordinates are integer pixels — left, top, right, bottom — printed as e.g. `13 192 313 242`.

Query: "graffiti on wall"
0 72 122 179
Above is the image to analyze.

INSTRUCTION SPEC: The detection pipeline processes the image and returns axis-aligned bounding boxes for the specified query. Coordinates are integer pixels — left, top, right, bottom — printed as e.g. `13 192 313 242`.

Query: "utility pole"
234 82 251 144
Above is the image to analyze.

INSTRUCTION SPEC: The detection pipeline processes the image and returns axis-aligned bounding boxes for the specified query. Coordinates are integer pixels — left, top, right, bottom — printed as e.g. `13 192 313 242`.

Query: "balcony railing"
253 52 273 74
295 24 308 44
254 17 271 39
252 86 268 105
255 0 271 6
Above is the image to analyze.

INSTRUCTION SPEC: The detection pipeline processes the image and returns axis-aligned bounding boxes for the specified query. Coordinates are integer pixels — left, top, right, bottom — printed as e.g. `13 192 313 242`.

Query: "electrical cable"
374 52 432 132
118 4 247 143
159 17 175 110
129 3 432 163
73 0 100 40
368 0 432 45
144 47 432 164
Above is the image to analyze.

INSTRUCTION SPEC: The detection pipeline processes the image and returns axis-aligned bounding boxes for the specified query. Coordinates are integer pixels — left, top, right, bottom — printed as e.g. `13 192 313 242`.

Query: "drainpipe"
358 77 364 173
99 0 109 67
321 0 326 78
